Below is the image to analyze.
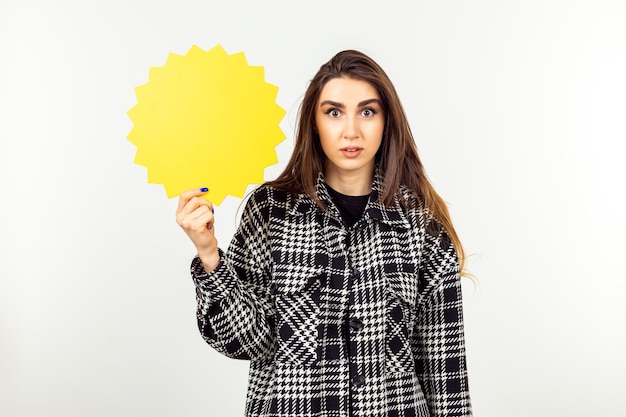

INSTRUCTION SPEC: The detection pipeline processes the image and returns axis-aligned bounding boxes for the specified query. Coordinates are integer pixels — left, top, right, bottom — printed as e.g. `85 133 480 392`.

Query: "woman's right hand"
176 188 220 273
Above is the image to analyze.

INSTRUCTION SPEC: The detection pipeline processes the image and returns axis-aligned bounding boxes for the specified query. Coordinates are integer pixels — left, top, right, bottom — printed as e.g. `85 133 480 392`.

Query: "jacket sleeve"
190 187 276 361
412 216 473 416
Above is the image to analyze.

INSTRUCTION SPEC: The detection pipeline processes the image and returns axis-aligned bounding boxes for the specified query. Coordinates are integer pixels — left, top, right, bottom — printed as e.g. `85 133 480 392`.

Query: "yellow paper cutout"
127 44 286 205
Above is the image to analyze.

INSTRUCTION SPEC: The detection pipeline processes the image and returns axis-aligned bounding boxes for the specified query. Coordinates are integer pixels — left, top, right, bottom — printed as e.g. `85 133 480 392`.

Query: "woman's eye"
361 108 377 117
327 109 341 117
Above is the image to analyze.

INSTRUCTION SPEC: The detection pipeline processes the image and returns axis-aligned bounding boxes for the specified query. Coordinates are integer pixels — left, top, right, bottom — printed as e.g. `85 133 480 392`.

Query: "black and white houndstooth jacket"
191 172 472 417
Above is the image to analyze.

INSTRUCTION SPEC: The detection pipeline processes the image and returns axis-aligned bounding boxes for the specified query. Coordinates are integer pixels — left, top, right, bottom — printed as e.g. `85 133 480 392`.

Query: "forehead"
318 77 380 102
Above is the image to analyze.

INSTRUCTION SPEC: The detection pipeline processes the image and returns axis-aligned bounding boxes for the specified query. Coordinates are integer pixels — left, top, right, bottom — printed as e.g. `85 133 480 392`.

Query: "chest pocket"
385 272 419 375
270 264 323 366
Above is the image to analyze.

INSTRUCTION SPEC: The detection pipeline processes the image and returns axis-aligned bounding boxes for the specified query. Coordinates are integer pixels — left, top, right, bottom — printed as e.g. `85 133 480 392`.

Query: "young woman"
176 50 472 417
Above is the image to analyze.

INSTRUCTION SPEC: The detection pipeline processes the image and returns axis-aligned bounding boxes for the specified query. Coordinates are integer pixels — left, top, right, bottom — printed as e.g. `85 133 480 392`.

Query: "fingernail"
211 206 215 214
200 187 208 193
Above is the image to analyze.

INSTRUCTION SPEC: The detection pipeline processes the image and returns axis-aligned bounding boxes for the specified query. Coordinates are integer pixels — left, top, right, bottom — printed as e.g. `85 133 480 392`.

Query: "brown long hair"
266 50 467 276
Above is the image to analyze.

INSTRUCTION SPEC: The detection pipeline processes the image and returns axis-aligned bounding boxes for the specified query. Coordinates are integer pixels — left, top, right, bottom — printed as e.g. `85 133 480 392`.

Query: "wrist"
198 248 220 273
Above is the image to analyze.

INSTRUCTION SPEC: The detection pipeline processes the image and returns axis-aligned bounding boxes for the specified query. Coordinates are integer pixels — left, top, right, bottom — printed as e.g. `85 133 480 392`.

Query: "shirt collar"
289 168 411 230
364 169 411 230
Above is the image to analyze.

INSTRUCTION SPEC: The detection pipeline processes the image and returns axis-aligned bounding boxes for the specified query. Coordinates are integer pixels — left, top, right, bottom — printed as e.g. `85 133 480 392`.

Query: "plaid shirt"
191 173 472 417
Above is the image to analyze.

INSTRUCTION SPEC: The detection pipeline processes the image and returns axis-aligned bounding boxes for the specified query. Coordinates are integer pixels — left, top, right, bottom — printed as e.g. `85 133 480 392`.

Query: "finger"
189 204 213 223
177 188 209 214
176 188 209 214
182 209 215 232
196 204 215 230
180 203 213 226
197 211 215 231
177 196 213 224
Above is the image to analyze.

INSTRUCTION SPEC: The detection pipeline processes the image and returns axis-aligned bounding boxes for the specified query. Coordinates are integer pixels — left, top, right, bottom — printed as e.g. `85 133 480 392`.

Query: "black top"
325 184 370 227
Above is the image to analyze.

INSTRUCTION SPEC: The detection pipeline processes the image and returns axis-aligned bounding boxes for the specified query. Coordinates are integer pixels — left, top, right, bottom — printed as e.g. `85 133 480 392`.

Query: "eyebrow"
319 98 382 108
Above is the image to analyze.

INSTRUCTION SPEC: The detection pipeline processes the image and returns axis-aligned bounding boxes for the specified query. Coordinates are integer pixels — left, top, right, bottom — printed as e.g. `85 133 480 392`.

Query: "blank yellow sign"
127 44 286 205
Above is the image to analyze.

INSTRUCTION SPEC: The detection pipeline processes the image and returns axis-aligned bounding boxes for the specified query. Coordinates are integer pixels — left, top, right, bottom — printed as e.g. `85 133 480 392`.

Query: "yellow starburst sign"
127 44 286 205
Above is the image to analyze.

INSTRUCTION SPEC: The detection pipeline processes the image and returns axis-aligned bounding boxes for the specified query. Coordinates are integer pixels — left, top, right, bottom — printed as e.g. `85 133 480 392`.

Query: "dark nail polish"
200 187 208 193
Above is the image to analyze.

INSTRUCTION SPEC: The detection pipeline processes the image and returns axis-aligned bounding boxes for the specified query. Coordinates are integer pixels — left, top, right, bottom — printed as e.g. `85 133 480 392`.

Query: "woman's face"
315 77 384 187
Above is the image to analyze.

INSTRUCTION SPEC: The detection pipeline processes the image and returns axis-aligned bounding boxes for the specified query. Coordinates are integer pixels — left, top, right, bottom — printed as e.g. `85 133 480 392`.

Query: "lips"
340 147 363 158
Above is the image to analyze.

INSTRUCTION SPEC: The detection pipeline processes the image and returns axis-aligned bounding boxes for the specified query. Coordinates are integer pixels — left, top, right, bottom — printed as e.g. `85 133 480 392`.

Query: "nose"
343 115 359 139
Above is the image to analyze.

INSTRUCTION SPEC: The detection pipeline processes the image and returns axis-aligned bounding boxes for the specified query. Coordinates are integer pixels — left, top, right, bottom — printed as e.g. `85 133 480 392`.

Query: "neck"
324 164 374 196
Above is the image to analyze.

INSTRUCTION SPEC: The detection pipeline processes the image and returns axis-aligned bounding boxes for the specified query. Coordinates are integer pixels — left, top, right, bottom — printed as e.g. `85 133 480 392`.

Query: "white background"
1 1 625 416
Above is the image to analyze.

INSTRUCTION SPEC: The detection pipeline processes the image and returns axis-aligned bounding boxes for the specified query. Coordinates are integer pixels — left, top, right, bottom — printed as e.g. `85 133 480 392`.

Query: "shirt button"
348 318 364 331
350 267 360 280
269 283 278 295
352 375 366 388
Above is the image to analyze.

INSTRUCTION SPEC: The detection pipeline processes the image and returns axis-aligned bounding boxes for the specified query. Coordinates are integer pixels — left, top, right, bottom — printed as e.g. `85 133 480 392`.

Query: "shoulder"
243 184 311 221
397 184 428 227
398 184 421 207
396 185 454 253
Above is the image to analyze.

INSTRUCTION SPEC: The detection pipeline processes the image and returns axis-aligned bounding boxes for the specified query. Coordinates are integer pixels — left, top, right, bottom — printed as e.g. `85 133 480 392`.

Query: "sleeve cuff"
190 249 237 299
